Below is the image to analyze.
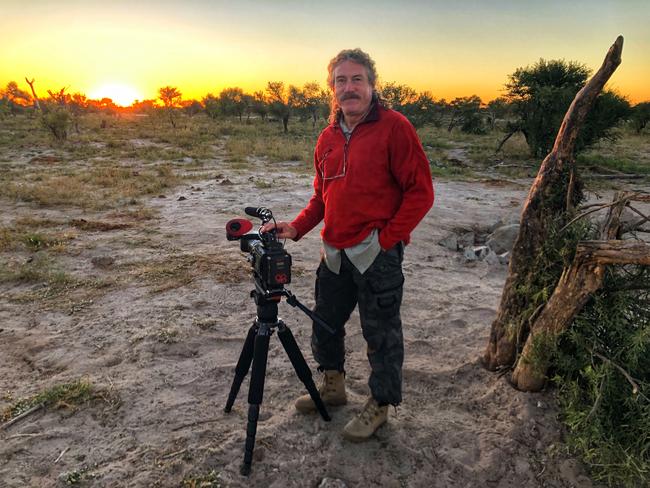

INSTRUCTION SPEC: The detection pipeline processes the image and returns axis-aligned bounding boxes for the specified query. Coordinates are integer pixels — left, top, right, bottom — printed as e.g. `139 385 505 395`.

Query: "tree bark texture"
512 193 650 391
482 36 624 370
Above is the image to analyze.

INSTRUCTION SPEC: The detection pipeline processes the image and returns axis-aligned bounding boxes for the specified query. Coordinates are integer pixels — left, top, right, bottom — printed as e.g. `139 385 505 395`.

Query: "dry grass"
121 253 250 293
3 164 180 209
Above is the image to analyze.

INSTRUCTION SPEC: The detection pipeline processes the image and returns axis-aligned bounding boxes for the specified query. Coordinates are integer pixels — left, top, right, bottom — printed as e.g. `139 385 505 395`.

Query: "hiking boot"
294 370 347 413
342 397 388 442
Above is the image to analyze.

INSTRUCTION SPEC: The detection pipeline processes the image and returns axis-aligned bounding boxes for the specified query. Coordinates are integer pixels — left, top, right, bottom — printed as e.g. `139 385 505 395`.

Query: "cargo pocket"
364 255 404 320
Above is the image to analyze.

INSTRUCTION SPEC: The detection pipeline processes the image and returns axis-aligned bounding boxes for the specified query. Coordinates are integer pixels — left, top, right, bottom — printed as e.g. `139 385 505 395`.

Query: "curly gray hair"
326 48 379 122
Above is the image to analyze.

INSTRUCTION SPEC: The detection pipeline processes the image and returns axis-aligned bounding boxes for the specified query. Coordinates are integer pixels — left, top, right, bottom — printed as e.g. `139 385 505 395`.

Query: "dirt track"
1 153 607 487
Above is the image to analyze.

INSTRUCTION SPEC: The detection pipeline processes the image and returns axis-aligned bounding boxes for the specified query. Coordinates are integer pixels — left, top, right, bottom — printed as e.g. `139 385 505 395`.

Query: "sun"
89 83 143 107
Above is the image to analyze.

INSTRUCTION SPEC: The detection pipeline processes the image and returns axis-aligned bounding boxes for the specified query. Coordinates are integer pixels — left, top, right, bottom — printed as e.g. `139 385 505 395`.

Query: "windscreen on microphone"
244 207 263 218
225 218 253 240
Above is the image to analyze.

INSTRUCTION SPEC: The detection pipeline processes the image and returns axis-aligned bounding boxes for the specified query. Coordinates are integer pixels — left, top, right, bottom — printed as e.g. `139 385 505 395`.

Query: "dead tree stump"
482 36 624 371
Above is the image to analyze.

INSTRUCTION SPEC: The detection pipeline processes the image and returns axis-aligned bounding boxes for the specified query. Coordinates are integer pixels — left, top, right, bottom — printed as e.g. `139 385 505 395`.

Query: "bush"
41 107 71 140
553 265 650 487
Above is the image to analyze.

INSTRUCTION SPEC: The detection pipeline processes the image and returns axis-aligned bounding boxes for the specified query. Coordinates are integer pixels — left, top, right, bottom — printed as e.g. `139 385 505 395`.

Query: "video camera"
226 207 292 296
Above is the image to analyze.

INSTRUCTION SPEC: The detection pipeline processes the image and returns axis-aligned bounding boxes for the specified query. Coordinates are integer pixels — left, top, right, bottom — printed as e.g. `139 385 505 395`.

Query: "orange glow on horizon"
88 83 143 107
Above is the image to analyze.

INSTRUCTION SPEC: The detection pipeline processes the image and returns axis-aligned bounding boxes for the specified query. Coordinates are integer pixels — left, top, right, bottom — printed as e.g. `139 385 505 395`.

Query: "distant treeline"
2 58 649 155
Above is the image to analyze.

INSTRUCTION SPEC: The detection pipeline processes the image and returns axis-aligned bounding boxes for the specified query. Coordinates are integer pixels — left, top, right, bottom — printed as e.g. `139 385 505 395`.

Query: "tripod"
224 287 332 476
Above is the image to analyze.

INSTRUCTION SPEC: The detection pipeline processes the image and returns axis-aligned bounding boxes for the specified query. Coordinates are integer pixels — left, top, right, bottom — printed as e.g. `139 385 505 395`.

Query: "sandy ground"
2 153 634 487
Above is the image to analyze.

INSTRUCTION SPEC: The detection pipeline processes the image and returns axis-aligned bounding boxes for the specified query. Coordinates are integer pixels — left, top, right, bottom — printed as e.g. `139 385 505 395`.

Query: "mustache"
340 92 361 101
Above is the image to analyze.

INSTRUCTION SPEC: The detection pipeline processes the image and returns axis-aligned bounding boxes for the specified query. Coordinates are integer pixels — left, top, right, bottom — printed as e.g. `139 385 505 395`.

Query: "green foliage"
553 266 650 487
41 106 71 140
512 210 593 349
631 102 650 134
1 379 93 421
505 58 631 157
448 96 486 134
182 470 221 487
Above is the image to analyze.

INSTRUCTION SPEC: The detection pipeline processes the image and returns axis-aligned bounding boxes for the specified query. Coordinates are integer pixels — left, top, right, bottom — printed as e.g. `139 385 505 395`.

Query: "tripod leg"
241 325 271 476
277 322 331 422
224 323 258 413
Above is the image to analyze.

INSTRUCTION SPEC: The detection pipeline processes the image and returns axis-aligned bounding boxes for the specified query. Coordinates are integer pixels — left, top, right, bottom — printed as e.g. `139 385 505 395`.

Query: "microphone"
244 206 273 221
226 218 253 240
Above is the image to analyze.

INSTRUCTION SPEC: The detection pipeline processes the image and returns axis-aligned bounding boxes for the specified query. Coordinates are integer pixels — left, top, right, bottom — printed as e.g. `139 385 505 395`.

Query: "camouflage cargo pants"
311 243 404 406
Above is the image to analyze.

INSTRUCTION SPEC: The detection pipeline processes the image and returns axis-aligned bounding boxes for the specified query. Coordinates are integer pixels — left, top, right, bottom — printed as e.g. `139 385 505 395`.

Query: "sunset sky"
1 0 649 106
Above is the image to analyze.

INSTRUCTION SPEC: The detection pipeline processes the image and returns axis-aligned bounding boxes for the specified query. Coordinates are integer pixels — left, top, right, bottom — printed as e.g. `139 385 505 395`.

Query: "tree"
202 94 219 119
504 58 630 157
47 87 70 105
380 82 417 112
483 37 625 375
182 99 203 117
251 91 268 121
158 86 182 127
631 101 650 133
218 87 249 121
301 82 328 127
401 92 446 129
447 95 485 134
266 81 292 133
69 92 87 133
485 97 511 130
1 81 31 115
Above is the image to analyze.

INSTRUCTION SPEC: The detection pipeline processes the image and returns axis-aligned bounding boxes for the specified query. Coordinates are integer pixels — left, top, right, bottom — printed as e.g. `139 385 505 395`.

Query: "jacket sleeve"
379 117 434 250
290 150 325 240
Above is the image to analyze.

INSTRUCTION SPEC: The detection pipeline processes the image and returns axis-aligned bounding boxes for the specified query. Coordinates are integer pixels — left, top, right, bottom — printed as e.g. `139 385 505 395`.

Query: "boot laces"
321 374 338 393
359 399 381 426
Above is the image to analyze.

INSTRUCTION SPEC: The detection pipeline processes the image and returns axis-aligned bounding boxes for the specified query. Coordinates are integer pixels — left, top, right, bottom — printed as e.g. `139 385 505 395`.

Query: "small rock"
220 178 234 185
463 247 478 261
457 231 475 249
486 224 520 254
91 256 115 268
438 234 458 251
318 477 348 488
177 196 187 201
158 194 166 198
485 249 500 265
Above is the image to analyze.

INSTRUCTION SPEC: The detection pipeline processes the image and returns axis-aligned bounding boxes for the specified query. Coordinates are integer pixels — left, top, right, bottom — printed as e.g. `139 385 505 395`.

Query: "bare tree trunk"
482 36 624 370
24 77 42 112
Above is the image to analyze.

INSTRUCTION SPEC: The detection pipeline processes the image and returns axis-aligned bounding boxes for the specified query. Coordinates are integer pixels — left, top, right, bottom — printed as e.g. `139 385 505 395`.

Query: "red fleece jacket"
291 104 434 250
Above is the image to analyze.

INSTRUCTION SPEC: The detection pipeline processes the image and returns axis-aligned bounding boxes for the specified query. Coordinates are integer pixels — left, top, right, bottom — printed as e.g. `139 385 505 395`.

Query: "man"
262 48 434 441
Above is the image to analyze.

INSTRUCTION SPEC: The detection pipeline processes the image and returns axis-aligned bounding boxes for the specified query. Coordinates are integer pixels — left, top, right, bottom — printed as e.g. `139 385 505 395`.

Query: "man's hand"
261 221 298 240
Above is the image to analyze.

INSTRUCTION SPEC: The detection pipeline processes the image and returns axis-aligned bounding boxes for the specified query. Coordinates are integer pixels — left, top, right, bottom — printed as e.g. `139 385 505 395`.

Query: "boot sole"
294 398 348 414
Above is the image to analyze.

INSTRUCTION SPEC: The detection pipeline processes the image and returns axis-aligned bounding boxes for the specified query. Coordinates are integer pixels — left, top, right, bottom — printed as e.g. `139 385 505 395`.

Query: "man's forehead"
334 61 367 78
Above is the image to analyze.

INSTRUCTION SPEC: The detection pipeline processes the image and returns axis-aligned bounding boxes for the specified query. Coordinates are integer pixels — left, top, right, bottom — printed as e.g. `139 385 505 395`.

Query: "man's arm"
261 151 325 240
379 117 434 250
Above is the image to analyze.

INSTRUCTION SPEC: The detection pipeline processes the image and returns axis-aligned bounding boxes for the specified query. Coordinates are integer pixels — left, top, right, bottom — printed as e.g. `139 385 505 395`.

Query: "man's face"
333 60 373 119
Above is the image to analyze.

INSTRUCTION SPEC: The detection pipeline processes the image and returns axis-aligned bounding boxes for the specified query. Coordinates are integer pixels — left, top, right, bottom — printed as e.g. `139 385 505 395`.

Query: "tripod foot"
240 462 251 476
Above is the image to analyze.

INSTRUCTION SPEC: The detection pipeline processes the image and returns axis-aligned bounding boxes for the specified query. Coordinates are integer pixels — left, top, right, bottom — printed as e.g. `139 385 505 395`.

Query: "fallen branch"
160 448 187 460
583 174 649 180
1 404 44 430
6 433 45 440
592 351 650 403
54 447 69 464
560 192 637 233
